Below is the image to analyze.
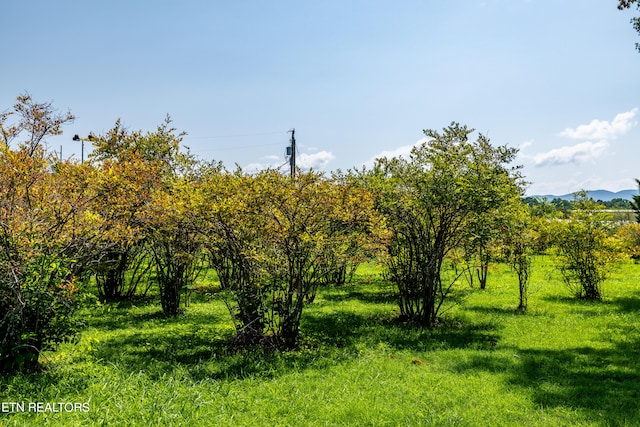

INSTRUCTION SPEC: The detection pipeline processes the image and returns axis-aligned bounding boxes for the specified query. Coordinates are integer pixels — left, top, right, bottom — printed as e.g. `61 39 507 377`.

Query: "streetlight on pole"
72 133 95 164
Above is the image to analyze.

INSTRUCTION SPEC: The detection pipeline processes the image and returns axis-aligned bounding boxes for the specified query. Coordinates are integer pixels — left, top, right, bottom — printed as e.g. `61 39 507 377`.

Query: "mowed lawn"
1 257 639 426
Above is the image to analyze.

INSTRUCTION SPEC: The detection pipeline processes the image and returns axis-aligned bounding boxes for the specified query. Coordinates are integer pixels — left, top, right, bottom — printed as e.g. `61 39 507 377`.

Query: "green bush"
0 255 82 372
551 193 624 300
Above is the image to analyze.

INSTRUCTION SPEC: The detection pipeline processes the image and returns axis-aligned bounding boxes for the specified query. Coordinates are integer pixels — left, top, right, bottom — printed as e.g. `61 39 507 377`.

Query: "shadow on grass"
612 296 640 312
79 293 502 383
5 282 497 385
512 342 640 424
82 296 224 331
84 309 178 331
88 324 231 377
318 283 397 305
453 331 640 425
0 368 94 402
541 294 640 320
302 309 501 353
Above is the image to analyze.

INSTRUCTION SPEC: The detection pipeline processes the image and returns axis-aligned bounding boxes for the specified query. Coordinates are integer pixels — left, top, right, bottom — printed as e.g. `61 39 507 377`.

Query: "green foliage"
500 205 534 310
371 122 524 326
88 116 194 175
631 178 640 223
0 255 82 372
2 259 640 425
92 246 154 301
149 170 205 316
616 222 640 260
551 192 625 300
85 118 201 311
5 93 638 426
0 96 85 372
465 194 527 290
601 197 633 209
618 0 640 51
196 168 384 349
257 170 384 348
0 93 75 154
197 168 268 344
86 120 193 304
85 152 160 301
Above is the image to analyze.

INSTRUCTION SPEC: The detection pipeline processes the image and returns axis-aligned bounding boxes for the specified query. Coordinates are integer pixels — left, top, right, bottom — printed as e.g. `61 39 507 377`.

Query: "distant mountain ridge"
530 189 638 202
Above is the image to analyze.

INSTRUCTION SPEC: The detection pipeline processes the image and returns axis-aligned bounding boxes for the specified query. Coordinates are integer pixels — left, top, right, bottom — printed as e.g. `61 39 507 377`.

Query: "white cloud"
365 138 428 168
532 140 609 167
242 154 282 173
559 108 638 140
518 140 533 150
242 162 271 173
530 108 637 168
297 150 335 170
243 150 335 173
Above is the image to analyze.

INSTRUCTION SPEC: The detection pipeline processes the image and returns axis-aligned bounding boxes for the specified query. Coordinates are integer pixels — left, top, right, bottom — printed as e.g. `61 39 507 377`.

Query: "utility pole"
288 128 296 178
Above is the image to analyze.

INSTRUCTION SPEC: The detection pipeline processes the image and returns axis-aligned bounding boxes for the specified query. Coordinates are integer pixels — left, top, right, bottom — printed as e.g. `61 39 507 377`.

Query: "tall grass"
1 257 639 426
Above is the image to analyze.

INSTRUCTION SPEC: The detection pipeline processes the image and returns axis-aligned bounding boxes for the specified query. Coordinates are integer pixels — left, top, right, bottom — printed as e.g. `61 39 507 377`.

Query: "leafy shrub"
551 193 625 300
372 123 524 326
616 222 640 261
0 255 82 372
200 169 383 349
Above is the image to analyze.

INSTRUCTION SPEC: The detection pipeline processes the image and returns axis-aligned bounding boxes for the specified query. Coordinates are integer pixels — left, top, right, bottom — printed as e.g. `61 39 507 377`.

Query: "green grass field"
1 257 639 426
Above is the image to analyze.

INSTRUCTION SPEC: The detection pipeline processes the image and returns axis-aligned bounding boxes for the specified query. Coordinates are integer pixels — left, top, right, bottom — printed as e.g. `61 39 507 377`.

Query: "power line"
183 130 287 140
190 141 283 153
184 130 288 153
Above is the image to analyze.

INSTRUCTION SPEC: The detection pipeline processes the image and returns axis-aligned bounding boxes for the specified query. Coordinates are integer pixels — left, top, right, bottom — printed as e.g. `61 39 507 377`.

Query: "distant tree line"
523 196 634 212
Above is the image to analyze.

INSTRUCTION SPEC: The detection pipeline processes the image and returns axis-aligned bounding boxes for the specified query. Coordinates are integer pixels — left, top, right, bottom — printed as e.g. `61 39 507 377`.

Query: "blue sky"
2 0 639 195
